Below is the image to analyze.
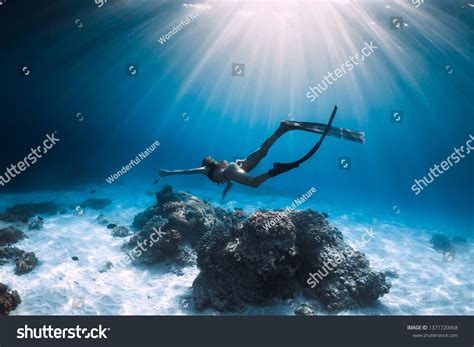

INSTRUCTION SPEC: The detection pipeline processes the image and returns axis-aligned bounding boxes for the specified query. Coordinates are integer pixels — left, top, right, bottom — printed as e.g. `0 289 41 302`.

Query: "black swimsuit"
206 163 221 184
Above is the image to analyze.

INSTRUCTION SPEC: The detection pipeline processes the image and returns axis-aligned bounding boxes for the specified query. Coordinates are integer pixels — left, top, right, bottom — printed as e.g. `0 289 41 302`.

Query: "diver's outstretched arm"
159 167 207 177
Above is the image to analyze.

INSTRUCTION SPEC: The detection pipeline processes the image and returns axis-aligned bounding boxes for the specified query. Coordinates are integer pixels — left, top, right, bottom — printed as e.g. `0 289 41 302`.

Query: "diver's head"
201 156 227 169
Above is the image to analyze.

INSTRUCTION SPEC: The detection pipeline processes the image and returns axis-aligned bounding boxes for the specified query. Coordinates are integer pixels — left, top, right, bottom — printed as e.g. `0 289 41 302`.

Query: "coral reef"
132 186 390 312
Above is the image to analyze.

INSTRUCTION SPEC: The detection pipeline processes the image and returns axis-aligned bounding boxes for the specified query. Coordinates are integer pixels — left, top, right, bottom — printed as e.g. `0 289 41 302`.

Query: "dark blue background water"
1 0 472 231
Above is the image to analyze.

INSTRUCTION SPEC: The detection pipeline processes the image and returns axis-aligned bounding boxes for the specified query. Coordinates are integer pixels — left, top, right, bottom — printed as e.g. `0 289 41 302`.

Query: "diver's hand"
222 182 233 201
158 169 170 177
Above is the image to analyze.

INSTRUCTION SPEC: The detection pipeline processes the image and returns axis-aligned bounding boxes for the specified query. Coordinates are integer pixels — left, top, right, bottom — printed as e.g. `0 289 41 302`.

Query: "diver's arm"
222 182 233 200
159 167 207 177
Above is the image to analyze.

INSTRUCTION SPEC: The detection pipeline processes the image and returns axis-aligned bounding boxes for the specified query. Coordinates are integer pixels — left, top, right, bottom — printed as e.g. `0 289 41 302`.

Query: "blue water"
0 0 472 315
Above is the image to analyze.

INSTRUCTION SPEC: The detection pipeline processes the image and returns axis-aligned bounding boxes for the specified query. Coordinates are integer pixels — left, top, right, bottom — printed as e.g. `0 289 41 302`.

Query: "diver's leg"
249 172 271 187
224 163 270 187
233 171 270 188
240 123 289 173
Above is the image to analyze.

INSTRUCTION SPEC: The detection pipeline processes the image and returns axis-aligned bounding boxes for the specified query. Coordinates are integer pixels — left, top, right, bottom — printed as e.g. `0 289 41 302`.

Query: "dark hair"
201 156 227 169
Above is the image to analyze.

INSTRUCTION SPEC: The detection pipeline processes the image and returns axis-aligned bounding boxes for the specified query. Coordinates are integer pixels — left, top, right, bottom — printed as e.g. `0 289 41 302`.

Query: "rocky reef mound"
132 186 390 312
80 198 112 210
126 185 232 264
193 209 390 312
0 283 21 315
0 226 26 246
0 202 59 223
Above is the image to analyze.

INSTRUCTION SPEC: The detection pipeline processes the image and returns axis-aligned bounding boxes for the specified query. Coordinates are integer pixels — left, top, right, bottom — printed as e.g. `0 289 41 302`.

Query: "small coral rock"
295 303 316 316
0 283 21 315
112 226 130 237
15 252 38 275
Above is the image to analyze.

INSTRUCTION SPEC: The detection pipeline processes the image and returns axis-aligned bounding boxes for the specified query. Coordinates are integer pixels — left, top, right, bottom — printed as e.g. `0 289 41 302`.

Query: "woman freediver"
158 106 364 199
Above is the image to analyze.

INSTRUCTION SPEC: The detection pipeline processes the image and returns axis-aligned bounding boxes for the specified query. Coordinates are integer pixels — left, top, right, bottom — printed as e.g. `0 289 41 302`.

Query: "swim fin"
269 105 339 177
268 162 300 177
282 120 365 143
